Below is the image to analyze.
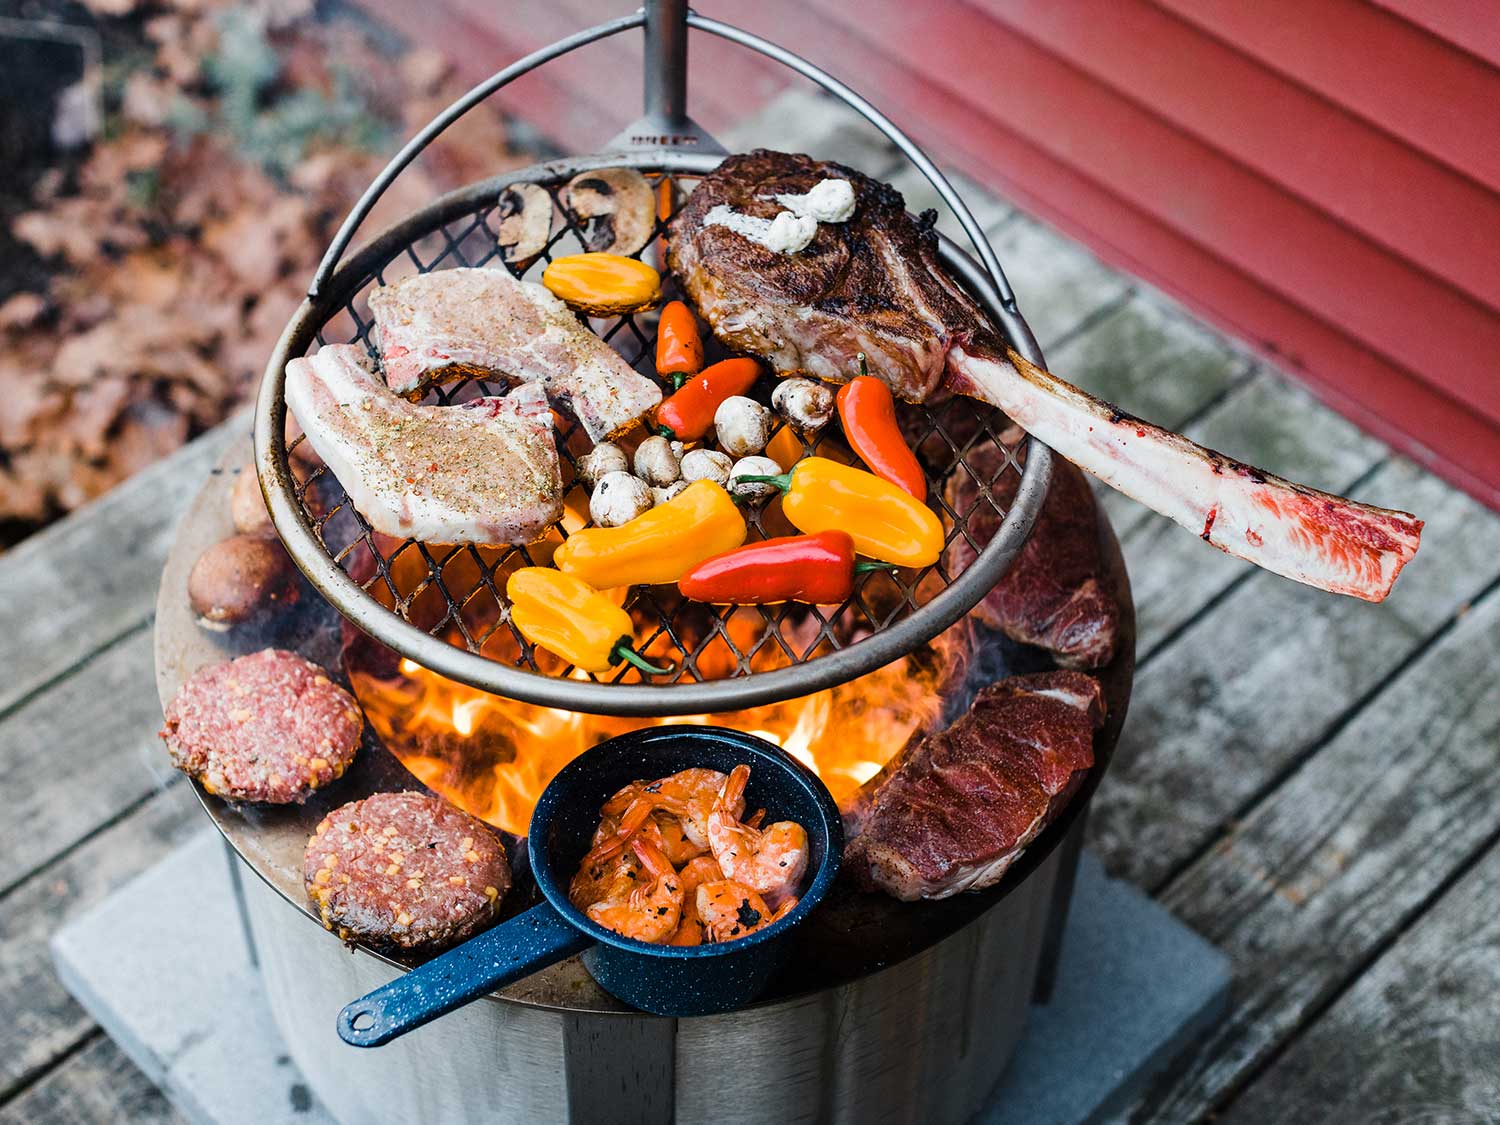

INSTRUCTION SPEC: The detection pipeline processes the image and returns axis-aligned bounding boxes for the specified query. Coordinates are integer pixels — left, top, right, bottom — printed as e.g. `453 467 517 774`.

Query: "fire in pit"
348 617 966 835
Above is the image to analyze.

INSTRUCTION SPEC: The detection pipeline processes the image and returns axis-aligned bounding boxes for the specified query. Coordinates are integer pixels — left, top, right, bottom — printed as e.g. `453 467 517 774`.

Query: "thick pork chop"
285 344 562 545
671 150 1422 603
844 670 1104 901
367 267 661 442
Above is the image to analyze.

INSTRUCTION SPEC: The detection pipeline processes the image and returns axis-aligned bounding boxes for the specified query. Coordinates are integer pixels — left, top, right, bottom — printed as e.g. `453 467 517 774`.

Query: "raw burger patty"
159 649 363 804
304 791 511 950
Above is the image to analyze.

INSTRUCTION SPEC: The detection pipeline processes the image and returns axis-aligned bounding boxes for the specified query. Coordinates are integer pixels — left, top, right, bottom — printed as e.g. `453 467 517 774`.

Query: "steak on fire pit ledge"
670 150 1423 602
945 429 1118 669
844 671 1104 901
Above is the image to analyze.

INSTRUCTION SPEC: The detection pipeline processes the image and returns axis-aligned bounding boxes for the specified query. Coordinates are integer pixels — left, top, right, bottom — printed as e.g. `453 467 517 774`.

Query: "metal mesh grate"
281 169 1028 690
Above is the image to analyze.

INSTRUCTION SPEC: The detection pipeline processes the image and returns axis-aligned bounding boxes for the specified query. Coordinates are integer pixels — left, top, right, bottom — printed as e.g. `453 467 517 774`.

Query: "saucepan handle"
337 902 590 1047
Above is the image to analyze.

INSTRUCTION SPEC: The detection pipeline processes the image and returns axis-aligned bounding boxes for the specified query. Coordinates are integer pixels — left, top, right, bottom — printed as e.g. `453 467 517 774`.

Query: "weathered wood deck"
2 93 1497 1123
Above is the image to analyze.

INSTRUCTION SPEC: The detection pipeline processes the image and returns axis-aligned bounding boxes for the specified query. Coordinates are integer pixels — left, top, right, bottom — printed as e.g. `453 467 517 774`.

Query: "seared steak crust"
669 150 1006 400
845 670 1104 901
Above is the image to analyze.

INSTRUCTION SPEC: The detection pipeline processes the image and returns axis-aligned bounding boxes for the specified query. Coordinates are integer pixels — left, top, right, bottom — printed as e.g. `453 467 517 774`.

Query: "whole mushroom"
728 456 783 504
771 377 835 432
632 435 682 487
589 471 654 527
715 396 774 458
577 442 630 488
680 448 732 488
652 481 689 506
560 168 657 258
188 535 300 628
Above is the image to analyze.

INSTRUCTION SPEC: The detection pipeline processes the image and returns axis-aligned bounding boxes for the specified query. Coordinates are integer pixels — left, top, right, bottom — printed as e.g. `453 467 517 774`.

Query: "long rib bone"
947 345 1423 602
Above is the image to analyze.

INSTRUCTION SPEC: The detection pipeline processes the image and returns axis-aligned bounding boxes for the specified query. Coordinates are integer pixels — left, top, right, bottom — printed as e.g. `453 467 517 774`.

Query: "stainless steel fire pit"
155 436 1133 1124
149 4 1139 1120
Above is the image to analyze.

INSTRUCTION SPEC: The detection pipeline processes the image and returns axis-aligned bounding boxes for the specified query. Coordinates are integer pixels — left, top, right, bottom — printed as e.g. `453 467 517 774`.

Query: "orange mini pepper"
732 457 943 569
655 300 704 386
554 480 747 587
655 357 762 441
836 364 926 500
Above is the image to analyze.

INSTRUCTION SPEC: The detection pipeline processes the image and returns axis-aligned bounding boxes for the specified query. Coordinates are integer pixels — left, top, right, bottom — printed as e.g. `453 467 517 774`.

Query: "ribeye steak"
671 150 1422 602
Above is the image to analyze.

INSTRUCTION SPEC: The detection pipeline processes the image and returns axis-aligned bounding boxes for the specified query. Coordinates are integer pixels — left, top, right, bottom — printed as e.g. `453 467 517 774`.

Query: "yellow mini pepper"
554 480 747 587
506 567 669 675
735 456 944 568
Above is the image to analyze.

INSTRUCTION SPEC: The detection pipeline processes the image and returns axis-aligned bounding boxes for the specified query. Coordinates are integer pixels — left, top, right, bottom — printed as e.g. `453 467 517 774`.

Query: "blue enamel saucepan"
337 726 843 1046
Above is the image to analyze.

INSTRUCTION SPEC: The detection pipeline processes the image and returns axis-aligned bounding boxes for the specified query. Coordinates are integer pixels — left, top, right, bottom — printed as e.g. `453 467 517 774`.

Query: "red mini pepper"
678 530 892 605
655 300 703 387
836 361 927 501
656 357 761 441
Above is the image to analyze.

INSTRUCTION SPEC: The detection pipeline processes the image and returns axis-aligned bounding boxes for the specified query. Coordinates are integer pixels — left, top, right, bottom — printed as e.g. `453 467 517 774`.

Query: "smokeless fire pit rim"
255 152 1055 718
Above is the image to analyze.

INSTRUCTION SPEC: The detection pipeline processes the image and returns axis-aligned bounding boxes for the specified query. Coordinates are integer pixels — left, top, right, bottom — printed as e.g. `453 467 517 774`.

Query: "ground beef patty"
304 791 511 950
160 648 363 804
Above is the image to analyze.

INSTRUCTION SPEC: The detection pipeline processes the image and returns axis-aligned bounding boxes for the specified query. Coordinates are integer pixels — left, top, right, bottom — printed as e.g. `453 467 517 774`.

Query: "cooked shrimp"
653 811 707 866
665 855 723 947
604 768 738 848
586 837 683 943
696 880 772 943
706 765 809 907
569 846 643 911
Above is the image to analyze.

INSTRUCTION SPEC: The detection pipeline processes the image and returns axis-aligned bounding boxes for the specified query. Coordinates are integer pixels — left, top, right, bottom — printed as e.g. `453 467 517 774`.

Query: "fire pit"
154 433 1133 1123
149 3 1138 1119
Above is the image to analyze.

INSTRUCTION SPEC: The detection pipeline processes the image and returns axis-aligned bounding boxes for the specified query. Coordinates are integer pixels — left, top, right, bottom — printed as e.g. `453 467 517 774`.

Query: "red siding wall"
359 0 1500 509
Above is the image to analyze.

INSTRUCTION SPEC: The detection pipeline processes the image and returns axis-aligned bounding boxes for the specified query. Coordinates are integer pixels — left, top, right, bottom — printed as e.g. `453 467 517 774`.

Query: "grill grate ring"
257 154 1050 715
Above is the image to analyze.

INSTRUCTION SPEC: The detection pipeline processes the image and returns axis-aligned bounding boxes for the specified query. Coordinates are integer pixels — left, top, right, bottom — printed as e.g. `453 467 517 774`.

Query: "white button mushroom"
577 442 630 488
771 378 834 432
652 481 689 506
679 448 733 487
632 435 682 487
728 456 783 504
715 396 774 458
589 471 654 527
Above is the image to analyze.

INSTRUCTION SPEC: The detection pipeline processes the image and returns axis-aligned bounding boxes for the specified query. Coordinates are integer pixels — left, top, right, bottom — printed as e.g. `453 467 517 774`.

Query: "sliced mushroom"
560 168 656 257
495 182 553 268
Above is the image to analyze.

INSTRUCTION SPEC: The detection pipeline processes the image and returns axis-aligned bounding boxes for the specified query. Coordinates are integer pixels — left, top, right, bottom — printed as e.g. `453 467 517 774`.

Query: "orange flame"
351 640 949 837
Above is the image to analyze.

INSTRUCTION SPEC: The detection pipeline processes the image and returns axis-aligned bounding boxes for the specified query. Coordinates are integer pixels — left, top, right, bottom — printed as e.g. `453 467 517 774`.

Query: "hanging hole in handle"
350 1010 375 1032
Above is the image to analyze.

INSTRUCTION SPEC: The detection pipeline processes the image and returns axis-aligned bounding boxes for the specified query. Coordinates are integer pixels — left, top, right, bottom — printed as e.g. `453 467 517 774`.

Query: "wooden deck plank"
1127 582 1500 1121
1087 457 1500 893
0 1034 184 1125
0 418 236 723
1221 838 1500 1123
989 216 1133 350
1118 373 1386 657
0 629 177 894
0 789 199 1103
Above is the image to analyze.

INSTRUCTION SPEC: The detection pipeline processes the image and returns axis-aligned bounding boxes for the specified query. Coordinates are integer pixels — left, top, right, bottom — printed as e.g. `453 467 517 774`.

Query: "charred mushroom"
560 168 656 258
652 481 689 506
715 396 773 458
188 534 300 628
728 457 783 503
772 377 835 432
495 182 553 268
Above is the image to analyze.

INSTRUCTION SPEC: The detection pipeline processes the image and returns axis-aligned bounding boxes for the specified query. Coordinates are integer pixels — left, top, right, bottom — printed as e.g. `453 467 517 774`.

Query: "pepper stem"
853 560 899 574
656 424 677 440
671 373 689 390
858 352 870 379
613 642 675 677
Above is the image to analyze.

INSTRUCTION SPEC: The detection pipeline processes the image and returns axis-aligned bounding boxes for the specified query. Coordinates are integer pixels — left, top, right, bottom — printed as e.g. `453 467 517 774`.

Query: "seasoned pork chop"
671 150 1422 602
368 267 662 442
845 671 1104 901
285 344 562 545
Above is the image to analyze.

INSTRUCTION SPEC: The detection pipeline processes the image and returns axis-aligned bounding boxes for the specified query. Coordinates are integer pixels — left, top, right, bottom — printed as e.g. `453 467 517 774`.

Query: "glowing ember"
353 644 949 836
